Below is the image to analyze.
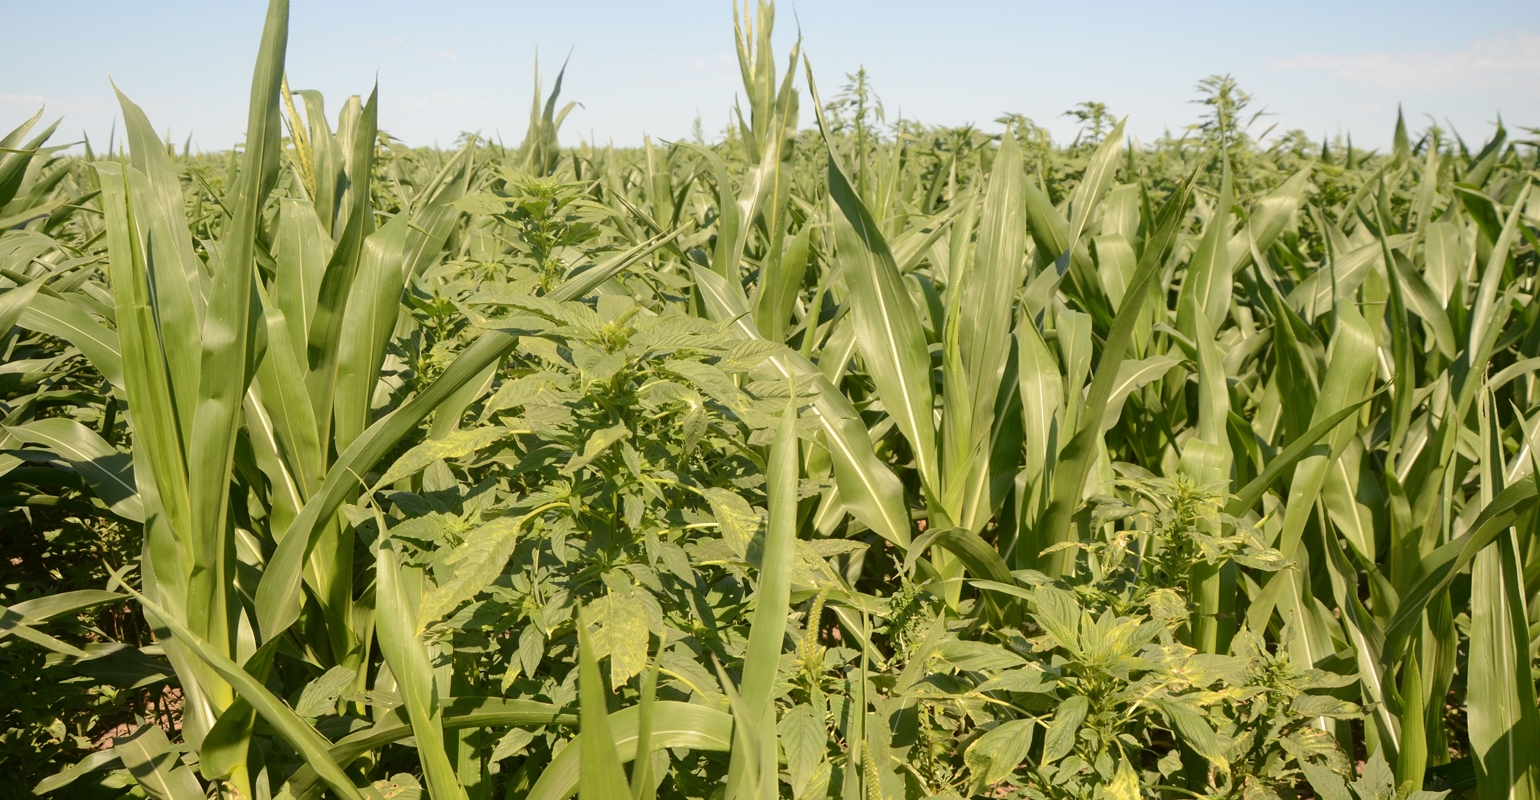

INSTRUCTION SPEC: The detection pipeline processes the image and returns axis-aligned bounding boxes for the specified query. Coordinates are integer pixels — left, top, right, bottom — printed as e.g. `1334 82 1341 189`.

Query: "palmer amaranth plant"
2 1 1538 799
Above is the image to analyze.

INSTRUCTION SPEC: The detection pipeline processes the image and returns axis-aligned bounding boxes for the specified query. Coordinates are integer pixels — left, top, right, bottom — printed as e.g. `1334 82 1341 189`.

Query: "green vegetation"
3 1 1539 799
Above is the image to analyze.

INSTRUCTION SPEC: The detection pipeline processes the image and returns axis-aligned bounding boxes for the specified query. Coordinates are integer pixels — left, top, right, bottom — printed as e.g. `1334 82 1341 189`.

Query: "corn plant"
5 0 1540 799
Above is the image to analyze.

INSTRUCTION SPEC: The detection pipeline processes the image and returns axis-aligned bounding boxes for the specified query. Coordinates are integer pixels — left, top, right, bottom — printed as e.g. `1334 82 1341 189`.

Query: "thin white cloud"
1 92 48 111
1269 31 1540 92
389 93 491 112
427 49 459 62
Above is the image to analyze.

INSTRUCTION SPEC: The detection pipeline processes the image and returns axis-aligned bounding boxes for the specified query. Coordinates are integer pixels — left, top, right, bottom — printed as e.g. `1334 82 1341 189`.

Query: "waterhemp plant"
4 0 1540 798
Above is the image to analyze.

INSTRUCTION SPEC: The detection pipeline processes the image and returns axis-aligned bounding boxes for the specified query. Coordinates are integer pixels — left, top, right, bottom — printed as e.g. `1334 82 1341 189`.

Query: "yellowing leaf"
1096 760 1140 800
588 592 650 686
704 487 763 559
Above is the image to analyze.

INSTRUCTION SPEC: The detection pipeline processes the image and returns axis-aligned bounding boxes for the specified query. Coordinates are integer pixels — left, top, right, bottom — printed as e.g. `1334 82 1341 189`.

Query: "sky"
4 1 1537 153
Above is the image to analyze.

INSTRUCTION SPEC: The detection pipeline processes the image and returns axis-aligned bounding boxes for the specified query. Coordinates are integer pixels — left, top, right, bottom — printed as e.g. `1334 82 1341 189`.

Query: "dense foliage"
3 2 1539 799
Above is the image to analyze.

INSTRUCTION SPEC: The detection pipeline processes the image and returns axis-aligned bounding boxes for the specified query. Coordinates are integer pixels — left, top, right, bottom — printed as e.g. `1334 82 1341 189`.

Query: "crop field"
2 1 1539 799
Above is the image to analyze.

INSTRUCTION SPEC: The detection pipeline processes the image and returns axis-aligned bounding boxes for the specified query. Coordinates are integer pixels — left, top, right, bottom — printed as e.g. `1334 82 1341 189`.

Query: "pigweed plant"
2 1 1539 799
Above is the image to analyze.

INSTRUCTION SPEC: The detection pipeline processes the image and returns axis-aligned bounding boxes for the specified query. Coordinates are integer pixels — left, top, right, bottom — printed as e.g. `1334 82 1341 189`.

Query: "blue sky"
4 1 1536 152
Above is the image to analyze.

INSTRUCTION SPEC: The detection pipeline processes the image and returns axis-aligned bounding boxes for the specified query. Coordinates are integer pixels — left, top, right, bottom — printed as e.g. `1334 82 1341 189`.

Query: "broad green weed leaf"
1042 695 1088 763
1033 586 1081 652
965 719 1035 788
417 516 523 626
780 705 827 797
563 423 631 475
376 426 505 489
